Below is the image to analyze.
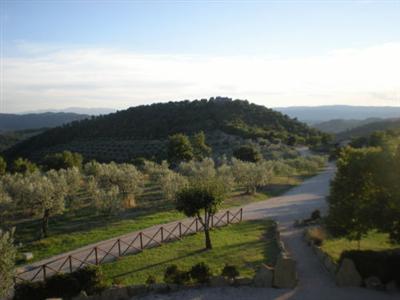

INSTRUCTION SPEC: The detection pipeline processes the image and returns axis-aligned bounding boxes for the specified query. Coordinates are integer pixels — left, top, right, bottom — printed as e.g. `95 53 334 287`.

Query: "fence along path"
15 208 243 283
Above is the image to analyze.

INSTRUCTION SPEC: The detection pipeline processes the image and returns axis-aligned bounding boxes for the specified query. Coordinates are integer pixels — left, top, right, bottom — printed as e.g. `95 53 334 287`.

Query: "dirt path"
138 164 399 300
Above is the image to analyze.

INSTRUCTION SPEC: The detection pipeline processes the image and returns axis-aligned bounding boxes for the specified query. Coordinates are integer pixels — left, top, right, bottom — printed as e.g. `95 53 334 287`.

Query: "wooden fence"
15 208 243 283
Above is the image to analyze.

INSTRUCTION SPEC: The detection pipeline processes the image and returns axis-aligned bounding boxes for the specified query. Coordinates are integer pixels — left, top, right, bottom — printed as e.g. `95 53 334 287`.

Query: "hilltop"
4 98 326 162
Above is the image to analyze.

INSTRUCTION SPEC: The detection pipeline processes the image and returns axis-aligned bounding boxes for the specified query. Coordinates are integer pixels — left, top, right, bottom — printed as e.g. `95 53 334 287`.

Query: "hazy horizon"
1 1 399 113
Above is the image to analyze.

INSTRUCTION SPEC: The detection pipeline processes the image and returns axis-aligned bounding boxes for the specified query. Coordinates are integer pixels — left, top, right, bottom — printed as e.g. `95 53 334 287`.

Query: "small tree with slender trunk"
176 180 225 250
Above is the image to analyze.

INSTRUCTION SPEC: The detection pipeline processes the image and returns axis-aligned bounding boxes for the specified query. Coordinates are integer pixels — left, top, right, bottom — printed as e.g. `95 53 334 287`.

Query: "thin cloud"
3 42 400 112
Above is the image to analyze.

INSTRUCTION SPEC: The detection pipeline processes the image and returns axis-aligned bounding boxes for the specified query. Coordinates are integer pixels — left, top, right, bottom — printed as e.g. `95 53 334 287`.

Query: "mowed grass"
321 231 400 262
101 219 280 286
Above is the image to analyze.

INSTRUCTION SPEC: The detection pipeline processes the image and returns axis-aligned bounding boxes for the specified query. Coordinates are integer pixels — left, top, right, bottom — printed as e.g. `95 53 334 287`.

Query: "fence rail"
15 208 243 283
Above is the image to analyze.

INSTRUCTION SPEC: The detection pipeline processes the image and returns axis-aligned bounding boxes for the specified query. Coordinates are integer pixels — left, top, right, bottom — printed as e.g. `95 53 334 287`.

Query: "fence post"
240 208 243 221
195 218 199 232
42 265 47 280
139 232 143 249
227 211 230 224
69 255 73 273
211 214 214 228
117 239 121 256
179 222 182 237
160 227 164 242
94 247 98 265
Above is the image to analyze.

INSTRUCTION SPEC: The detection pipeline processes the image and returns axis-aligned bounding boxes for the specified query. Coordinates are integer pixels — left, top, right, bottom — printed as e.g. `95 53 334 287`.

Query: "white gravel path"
137 164 399 300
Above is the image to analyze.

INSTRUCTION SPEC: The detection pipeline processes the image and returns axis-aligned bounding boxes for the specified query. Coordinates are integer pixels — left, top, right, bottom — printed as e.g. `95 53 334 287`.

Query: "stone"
148 283 170 293
335 258 362 287
253 264 274 287
72 291 88 300
22 252 34 261
273 255 297 288
323 256 337 275
364 276 383 290
234 277 253 286
209 276 230 287
127 284 148 297
385 280 399 293
98 287 129 300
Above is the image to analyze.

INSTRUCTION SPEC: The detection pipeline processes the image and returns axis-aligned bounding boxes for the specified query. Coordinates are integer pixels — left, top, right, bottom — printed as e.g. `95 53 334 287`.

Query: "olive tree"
0 228 16 298
176 180 225 249
231 159 273 194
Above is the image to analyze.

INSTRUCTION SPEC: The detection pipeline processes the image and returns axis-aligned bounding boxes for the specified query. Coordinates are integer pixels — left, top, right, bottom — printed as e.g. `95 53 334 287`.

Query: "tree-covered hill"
312 118 382 134
336 118 400 141
4 98 327 162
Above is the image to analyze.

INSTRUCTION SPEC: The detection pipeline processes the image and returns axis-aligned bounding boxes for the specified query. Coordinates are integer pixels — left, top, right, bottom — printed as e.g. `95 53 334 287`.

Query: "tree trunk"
42 209 50 238
204 227 212 250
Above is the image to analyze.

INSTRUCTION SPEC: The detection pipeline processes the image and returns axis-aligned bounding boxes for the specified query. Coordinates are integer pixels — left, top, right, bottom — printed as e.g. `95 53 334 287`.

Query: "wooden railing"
15 208 243 283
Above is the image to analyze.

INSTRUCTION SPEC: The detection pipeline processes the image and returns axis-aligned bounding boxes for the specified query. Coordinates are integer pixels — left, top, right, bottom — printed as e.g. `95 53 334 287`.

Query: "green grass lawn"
101 219 280 286
321 231 400 262
13 173 309 264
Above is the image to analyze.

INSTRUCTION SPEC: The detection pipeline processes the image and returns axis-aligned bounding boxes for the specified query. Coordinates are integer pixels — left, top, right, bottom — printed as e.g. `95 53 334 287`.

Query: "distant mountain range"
275 105 400 124
22 107 116 116
312 118 383 134
336 118 400 141
0 112 89 132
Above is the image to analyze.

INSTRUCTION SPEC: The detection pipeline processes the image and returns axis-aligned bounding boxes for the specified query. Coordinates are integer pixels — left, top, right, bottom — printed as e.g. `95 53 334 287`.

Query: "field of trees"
0 147 326 263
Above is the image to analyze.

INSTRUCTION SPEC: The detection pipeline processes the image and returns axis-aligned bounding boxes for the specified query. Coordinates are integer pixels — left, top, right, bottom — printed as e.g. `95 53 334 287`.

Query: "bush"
13 281 47 300
190 262 212 284
340 250 400 285
45 273 81 298
146 275 156 285
306 226 326 246
164 265 190 285
221 264 239 280
72 265 106 295
310 209 321 221
13 266 106 300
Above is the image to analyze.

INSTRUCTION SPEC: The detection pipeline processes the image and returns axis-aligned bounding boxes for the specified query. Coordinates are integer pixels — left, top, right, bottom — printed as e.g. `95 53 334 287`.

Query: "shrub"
221 264 239 280
72 265 106 295
13 281 47 300
190 262 212 284
307 226 326 246
45 273 81 298
164 265 190 285
310 209 321 221
340 250 400 285
146 275 156 285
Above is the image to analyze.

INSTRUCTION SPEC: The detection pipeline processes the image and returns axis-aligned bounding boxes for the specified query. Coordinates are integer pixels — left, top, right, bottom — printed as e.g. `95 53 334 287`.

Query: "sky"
1 0 400 113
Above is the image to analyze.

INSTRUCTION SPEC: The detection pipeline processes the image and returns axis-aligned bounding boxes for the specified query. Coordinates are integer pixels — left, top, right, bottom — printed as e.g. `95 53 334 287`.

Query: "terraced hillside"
4 97 328 162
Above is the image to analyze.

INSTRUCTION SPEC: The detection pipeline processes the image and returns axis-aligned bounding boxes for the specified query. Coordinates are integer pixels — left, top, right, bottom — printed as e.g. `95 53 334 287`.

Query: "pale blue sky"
1 0 400 112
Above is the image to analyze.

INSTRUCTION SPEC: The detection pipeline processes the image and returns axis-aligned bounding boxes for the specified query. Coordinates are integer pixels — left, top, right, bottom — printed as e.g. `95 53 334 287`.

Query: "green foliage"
13 265 106 300
167 133 194 166
0 156 7 175
42 150 83 171
163 265 190 285
327 144 400 244
145 275 157 285
0 229 16 298
192 131 212 160
340 250 400 285
189 262 212 283
11 157 38 174
221 264 239 280
176 183 225 249
233 144 262 162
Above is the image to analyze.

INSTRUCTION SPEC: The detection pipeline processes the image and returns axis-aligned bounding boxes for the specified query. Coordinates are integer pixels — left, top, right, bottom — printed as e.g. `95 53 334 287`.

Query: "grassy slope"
14 174 305 264
101 219 280 286
321 231 400 262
